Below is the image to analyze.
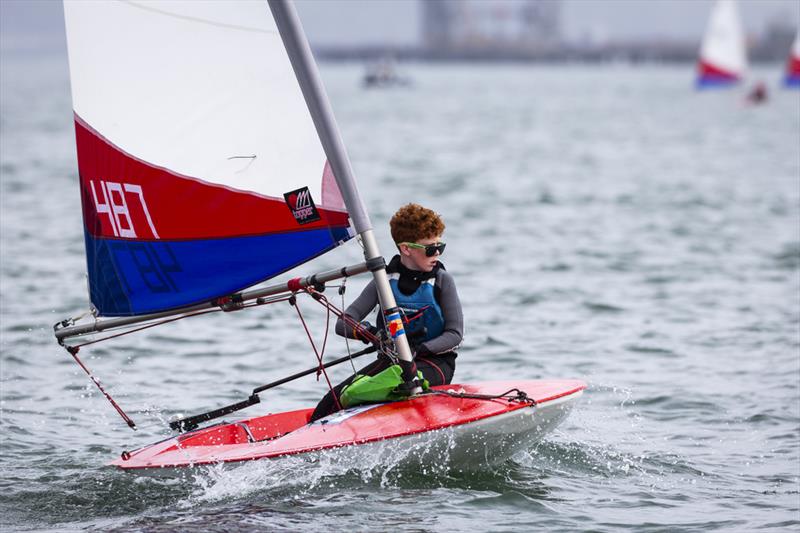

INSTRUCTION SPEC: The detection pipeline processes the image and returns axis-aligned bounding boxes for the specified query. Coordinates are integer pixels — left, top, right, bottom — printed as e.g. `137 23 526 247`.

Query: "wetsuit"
309 255 463 421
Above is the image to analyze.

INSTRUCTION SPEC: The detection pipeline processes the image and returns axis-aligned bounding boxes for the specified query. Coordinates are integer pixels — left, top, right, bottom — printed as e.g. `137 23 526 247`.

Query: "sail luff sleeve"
267 0 370 233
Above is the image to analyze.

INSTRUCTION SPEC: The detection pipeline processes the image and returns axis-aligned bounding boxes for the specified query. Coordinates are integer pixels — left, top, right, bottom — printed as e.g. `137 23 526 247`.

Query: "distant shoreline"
315 43 793 65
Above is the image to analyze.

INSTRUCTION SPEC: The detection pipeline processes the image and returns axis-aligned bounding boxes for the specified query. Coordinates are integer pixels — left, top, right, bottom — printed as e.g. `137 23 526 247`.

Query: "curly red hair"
390 203 445 245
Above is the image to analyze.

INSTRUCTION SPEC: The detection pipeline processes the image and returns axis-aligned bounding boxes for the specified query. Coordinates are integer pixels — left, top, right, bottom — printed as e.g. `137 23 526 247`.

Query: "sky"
293 0 800 46
0 0 799 54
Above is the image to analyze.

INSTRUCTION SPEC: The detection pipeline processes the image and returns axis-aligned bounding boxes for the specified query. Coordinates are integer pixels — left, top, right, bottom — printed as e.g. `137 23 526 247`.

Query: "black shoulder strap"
433 264 446 304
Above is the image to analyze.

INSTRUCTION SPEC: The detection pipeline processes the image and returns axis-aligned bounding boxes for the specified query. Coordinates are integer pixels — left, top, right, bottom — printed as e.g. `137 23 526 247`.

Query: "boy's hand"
414 345 432 358
356 322 379 344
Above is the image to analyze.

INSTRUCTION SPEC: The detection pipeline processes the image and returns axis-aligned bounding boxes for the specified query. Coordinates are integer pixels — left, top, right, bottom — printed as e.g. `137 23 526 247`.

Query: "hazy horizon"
1 0 798 56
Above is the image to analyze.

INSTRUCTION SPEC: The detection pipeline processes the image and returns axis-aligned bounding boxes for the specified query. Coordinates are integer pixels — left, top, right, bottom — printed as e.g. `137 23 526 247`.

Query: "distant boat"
696 0 747 88
362 58 411 89
784 33 800 88
744 80 768 105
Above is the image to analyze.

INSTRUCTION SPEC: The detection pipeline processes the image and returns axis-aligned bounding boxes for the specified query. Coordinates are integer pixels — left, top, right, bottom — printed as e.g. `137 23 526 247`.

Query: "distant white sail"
696 0 746 87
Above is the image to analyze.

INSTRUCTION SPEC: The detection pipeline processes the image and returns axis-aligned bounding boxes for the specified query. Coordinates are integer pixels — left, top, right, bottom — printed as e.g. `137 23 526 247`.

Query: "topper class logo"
284 186 321 225
287 189 310 210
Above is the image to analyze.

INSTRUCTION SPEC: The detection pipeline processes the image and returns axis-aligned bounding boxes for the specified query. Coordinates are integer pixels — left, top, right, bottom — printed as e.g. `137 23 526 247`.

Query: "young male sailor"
310 203 463 421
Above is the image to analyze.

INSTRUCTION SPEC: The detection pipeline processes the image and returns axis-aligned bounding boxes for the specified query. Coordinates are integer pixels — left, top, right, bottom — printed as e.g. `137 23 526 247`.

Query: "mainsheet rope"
59 285 537 432
425 388 537 405
62 288 383 364
288 290 341 411
59 285 387 424
338 278 359 375
297 285 399 409
63 284 396 365
63 293 294 351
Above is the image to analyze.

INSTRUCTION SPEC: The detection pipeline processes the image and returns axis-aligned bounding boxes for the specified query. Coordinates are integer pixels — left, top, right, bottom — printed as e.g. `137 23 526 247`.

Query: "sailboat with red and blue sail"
55 0 585 473
696 0 747 88
784 33 800 88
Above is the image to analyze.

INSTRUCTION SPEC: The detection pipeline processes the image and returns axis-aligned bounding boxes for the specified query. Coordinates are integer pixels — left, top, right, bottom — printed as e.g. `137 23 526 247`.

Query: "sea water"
1 55 798 532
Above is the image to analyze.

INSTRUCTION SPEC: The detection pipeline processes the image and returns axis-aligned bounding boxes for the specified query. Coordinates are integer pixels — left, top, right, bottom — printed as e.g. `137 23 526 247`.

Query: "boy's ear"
398 243 411 256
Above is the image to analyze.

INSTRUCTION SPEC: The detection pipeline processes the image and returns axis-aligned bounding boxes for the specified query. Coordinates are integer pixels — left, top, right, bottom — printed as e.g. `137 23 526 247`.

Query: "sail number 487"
89 180 159 239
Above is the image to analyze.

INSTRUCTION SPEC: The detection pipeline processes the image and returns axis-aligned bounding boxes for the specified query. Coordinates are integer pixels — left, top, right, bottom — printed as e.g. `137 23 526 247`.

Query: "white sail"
697 0 746 86
64 0 331 199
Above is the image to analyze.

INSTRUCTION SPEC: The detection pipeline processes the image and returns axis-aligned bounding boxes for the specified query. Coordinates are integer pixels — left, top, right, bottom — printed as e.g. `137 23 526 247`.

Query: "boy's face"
399 234 443 272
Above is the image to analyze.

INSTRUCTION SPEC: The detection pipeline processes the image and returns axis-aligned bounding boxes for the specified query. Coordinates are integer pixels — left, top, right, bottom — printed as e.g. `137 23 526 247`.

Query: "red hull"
112 380 586 471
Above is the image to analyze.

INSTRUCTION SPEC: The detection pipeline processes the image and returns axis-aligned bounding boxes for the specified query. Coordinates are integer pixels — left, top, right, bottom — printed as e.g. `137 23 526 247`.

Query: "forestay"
63 0 352 317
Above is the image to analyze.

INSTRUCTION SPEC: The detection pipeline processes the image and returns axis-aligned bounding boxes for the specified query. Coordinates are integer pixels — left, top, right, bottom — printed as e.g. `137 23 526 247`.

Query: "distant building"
750 19 796 62
317 0 791 64
421 0 457 50
420 0 562 56
520 0 561 46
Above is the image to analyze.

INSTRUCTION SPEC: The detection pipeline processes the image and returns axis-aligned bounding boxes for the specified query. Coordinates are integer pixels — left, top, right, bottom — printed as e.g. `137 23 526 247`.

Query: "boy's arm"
335 280 379 339
417 271 463 355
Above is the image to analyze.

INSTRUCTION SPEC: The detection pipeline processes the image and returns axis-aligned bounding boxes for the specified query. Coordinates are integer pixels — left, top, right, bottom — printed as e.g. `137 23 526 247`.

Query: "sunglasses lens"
425 243 446 257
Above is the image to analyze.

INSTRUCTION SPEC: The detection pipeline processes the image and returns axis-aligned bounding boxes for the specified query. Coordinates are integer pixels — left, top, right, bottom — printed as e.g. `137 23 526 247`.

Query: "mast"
268 0 418 383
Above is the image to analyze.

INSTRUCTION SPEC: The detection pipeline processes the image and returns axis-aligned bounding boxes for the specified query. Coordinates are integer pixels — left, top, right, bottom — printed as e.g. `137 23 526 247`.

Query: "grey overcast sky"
1 0 799 54
294 0 800 46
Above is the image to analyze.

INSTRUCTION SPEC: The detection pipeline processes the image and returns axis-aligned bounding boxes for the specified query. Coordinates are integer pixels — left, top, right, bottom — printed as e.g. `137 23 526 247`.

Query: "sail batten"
121 0 277 34
63 0 354 317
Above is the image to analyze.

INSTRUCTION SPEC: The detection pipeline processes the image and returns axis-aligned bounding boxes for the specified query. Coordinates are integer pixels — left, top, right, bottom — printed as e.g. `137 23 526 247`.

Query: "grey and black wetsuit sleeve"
334 268 464 355
334 279 380 339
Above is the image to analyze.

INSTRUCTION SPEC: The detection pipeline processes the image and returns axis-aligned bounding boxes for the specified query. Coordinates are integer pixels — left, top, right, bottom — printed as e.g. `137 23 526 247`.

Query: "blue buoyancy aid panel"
388 275 445 346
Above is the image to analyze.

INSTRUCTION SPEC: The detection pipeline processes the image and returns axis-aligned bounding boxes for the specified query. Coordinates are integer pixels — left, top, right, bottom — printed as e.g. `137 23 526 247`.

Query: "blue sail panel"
85 227 352 316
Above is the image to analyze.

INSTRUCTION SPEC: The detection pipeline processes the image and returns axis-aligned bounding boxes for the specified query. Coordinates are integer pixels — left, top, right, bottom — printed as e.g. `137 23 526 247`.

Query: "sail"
785 33 800 88
63 1 353 317
696 0 746 88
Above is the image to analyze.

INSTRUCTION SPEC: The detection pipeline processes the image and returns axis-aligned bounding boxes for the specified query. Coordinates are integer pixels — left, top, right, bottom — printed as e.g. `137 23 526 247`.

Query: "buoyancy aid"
388 273 445 347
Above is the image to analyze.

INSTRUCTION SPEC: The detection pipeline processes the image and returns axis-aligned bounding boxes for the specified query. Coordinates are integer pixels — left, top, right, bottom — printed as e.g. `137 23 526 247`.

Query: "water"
1 55 799 531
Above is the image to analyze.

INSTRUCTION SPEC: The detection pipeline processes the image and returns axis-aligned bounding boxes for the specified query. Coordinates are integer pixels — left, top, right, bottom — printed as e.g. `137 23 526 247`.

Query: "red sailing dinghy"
56 0 585 473
111 381 585 471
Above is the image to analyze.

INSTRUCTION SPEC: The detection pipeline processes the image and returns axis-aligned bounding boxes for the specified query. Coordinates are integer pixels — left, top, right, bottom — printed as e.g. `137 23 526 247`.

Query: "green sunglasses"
400 241 446 257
